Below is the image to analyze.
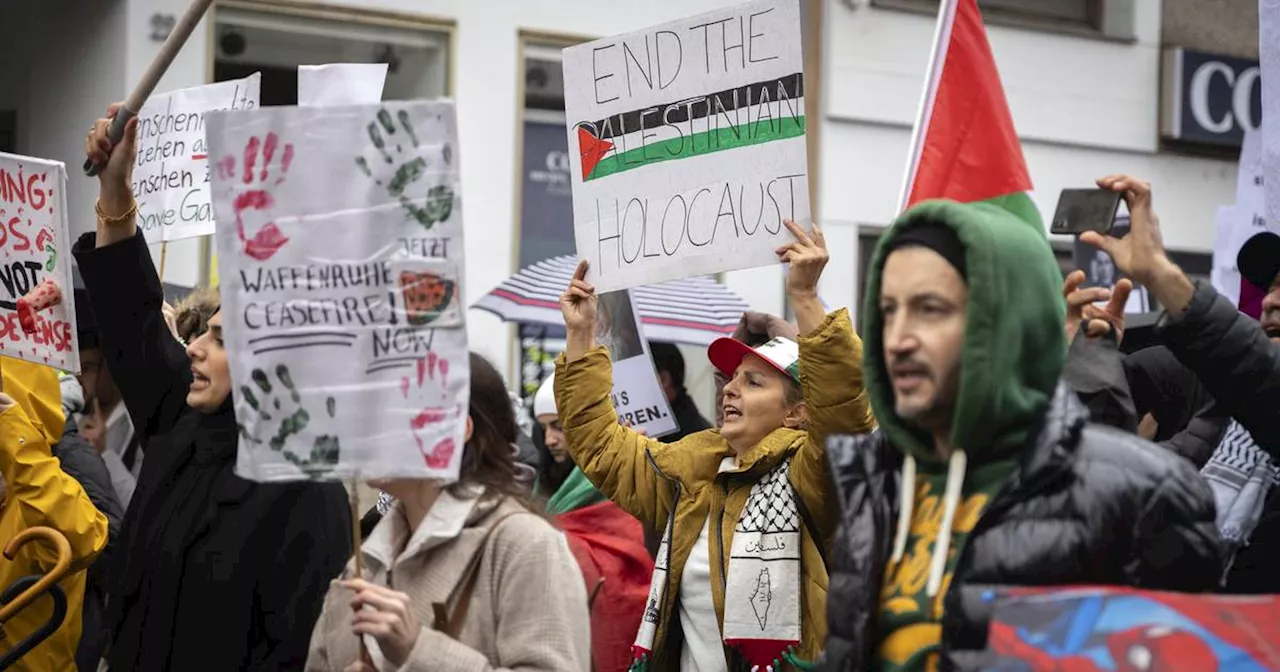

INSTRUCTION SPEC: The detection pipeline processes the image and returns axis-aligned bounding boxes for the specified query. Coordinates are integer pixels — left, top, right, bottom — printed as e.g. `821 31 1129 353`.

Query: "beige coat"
305 489 591 672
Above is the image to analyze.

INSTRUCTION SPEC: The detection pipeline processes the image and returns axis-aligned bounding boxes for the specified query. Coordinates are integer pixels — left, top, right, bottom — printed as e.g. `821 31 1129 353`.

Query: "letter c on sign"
1189 61 1234 134
1233 66 1261 132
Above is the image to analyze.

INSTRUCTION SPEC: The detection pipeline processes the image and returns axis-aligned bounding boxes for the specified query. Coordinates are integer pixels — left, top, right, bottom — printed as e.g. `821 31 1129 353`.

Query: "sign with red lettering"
0 153 78 373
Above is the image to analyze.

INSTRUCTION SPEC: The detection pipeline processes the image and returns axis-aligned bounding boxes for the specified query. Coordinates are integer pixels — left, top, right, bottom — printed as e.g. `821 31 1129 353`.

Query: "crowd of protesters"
0 95 1277 672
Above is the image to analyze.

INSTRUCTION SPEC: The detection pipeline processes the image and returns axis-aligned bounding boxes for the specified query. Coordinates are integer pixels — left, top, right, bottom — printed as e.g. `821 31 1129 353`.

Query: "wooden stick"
84 0 216 176
349 478 372 665
158 242 168 281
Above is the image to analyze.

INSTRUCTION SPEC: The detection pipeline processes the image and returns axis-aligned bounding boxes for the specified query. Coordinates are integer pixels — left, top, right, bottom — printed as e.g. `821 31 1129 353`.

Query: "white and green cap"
707 336 801 383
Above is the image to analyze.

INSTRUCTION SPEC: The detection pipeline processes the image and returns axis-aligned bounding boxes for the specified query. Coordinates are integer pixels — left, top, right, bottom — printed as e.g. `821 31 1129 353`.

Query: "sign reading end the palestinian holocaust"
563 0 809 292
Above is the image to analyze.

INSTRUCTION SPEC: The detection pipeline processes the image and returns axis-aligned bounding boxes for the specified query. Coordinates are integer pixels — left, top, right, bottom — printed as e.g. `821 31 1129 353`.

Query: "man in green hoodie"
816 199 1222 672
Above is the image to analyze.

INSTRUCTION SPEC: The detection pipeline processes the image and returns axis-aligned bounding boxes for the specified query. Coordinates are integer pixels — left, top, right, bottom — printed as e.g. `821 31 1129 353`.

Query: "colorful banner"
134 74 261 244
207 101 467 482
0 152 78 372
562 0 809 292
984 585 1280 671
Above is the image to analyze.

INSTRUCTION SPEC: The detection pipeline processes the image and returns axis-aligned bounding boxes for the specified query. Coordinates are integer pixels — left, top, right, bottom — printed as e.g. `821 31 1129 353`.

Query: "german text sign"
207 101 467 482
0 153 78 372
562 0 810 292
134 74 261 243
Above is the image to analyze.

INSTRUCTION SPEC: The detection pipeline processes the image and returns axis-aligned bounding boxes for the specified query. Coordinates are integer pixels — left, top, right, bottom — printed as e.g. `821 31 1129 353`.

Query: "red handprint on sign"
400 353 458 469
216 133 295 261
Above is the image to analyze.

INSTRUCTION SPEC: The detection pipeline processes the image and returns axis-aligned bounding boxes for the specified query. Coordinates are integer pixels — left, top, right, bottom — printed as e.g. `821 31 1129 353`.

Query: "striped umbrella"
472 256 750 346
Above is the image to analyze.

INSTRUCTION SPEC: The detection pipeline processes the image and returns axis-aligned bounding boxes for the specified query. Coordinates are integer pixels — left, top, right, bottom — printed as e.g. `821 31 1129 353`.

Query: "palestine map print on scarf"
563 0 811 293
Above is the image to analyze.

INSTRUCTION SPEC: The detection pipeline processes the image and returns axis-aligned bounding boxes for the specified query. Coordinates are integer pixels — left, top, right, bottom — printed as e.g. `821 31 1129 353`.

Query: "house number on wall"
151 13 177 42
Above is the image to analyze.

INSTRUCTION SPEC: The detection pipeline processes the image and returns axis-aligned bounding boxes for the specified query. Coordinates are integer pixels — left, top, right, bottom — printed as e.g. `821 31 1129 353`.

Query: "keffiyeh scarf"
1201 419 1280 576
632 459 806 672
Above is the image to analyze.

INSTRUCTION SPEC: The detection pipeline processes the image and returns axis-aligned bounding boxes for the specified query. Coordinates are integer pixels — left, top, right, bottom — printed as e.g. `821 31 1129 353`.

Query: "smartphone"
1050 188 1123 236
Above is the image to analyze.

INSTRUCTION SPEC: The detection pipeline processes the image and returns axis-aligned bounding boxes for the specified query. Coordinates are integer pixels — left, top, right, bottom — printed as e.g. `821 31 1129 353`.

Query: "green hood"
860 198 1066 465
545 467 607 516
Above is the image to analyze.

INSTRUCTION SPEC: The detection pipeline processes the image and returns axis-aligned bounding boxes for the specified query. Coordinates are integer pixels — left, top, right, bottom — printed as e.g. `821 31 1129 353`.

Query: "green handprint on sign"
354 108 455 230
238 364 340 475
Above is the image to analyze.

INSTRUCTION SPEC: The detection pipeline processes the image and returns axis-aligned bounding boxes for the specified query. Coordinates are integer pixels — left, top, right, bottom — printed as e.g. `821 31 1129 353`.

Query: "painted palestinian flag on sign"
900 0 1036 222
575 73 806 182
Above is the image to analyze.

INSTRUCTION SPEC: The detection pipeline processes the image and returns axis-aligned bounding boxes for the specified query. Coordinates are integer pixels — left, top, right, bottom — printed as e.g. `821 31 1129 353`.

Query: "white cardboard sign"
598 290 677 438
298 63 388 107
0 153 78 372
1262 0 1280 224
207 101 467 482
133 74 261 243
562 0 810 293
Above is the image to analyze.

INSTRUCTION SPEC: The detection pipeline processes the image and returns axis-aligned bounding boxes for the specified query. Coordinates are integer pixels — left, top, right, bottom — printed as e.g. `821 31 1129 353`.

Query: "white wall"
817 0 1237 319
22 0 129 244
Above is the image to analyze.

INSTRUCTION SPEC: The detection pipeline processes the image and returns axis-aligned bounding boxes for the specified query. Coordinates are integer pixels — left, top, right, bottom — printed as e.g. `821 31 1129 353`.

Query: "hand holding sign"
560 260 599 340
86 103 139 211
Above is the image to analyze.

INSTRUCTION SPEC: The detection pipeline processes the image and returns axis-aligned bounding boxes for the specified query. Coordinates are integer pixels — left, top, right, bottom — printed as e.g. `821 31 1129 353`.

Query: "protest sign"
562 0 809 292
133 74 261 244
207 101 467 482
1262 0 1279 223
298 63 387 107
0 153 78 372
1211 131 1276 307
597 290 677 437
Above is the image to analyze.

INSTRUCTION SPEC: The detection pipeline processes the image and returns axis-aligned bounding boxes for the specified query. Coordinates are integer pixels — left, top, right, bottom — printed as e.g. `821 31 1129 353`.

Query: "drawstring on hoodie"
890 450 970 598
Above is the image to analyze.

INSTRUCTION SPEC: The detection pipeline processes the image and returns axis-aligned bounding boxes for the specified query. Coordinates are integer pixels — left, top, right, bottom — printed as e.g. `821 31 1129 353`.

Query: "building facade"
0 0 1259 386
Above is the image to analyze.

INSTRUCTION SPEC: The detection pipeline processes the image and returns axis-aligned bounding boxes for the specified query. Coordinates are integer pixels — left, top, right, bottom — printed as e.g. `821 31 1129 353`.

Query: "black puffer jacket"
818 384 1222 672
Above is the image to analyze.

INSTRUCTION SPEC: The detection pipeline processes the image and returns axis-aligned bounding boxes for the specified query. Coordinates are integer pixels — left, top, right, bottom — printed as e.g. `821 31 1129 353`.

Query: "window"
211 4 451 105
870 0 1135 41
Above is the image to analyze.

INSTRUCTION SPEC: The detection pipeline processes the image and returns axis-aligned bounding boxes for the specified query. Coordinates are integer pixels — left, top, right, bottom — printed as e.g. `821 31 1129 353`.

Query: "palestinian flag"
899 0 1035 220
576 73 806 182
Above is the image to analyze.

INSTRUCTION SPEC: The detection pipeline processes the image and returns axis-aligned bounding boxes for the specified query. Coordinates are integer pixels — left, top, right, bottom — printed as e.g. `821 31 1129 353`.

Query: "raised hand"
776 219 828 299
1063 270 1131 345
560 260 598 334
1081 175 1167 285
86 102 139 217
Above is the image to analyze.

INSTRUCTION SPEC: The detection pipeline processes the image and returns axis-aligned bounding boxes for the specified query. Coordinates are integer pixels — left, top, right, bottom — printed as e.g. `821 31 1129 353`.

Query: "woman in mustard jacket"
0 359 109 672
555 221 875 671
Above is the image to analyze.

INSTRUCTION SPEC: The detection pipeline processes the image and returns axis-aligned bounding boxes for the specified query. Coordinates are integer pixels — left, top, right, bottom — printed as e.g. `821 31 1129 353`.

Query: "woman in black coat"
76 104 352 670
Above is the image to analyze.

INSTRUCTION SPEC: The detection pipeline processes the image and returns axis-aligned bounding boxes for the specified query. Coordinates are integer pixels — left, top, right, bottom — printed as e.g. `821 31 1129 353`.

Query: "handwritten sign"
134 74 261 243
0 153 78 372
598 290 677 437
298 63 387 107
563 0 809 293
1212 130 1275 306
207 101 467 482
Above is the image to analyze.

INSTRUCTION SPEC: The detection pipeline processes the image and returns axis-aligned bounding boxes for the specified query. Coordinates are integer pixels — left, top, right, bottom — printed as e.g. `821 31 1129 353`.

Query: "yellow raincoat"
0 359 109 671
555 309 875 669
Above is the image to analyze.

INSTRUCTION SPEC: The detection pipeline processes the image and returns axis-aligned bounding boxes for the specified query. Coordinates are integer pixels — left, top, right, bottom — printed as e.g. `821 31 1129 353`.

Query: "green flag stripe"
586 115 806 182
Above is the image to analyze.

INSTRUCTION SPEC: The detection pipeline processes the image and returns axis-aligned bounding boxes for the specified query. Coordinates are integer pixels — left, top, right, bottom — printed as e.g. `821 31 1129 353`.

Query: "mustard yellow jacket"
555 309 875 670
0 360 109 672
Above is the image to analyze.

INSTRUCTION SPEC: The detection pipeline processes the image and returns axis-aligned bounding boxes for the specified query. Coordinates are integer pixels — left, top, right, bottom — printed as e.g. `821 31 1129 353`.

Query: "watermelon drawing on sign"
400 271 455 326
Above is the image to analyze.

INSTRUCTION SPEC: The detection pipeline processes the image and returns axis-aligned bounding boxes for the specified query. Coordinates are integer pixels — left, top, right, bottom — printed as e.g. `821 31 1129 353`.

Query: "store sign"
1161 48 1262 148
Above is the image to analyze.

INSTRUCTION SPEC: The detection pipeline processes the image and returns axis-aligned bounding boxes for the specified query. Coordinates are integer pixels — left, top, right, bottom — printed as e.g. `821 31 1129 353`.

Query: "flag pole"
896 0 958 213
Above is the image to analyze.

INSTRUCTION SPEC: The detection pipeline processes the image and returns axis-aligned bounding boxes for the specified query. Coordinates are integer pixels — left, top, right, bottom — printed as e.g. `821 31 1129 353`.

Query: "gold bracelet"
95 199 138 225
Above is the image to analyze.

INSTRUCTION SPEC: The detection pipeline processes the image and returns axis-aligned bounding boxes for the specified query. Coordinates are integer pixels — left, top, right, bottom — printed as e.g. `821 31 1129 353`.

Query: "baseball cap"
708 336 800 383
1237 231 1280 291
